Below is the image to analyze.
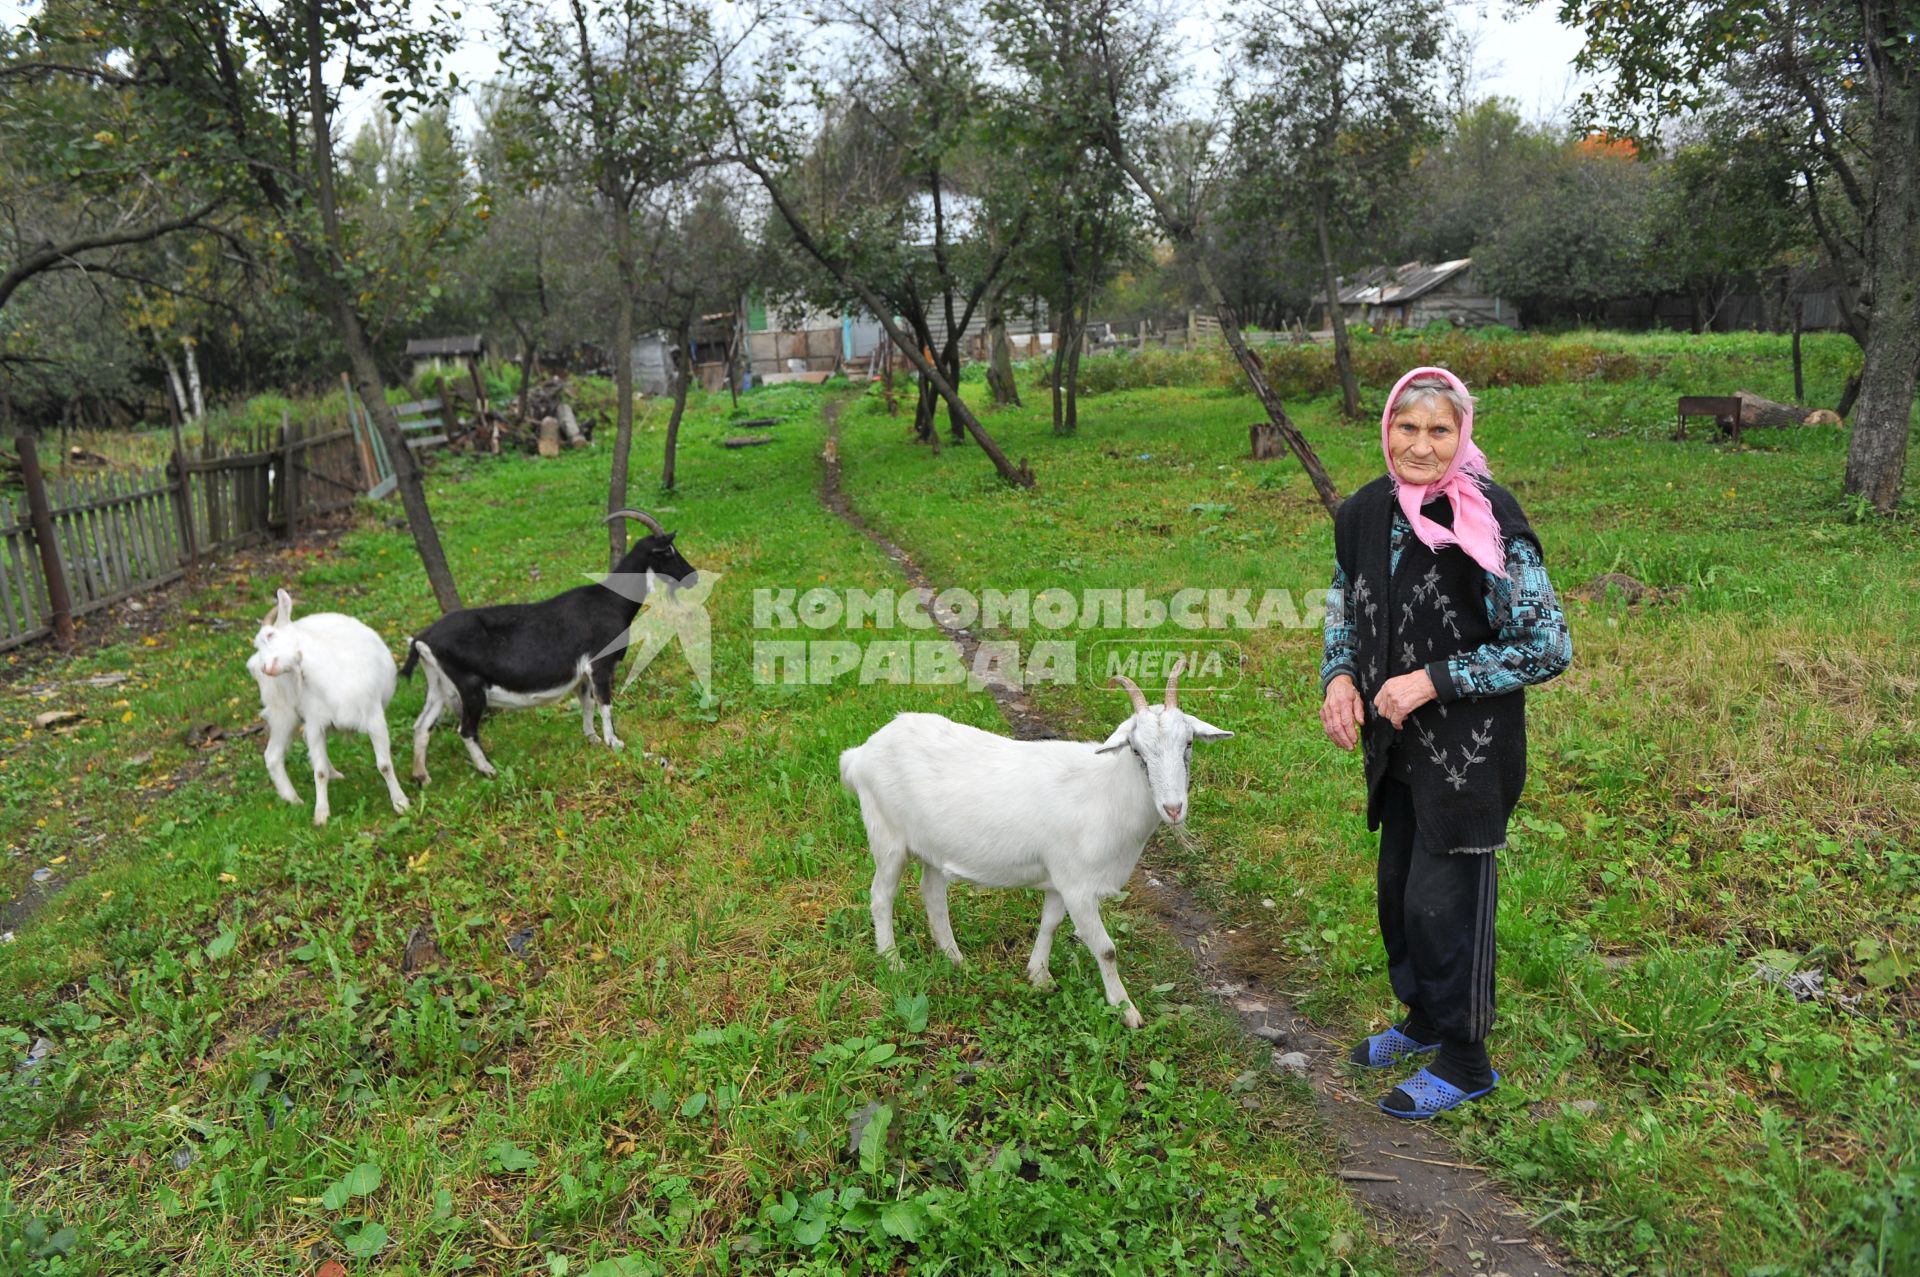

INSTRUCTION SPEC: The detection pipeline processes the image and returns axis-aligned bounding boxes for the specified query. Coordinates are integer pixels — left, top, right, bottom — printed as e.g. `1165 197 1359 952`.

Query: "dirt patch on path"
819 399 1573 1277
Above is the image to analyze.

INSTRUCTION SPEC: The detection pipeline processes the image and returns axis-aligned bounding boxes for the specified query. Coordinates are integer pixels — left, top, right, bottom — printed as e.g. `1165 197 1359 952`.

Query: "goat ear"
1093 722 1133 753
1183 712 1234 742
274 588 293 626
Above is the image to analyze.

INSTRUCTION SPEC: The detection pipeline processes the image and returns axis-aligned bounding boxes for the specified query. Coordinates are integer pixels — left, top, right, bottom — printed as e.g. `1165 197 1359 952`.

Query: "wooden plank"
12 494 50 623
405 434 449 451
128 471 162 583
0 516 25 641
391 399 443 420
51 478 90 608
12 501 44 629
96 475 121 595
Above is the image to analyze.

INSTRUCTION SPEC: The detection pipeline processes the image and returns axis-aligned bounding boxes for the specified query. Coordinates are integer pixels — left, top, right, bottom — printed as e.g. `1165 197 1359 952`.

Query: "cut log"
722 435 775 448
538 417 561 458
1734 390 1843 430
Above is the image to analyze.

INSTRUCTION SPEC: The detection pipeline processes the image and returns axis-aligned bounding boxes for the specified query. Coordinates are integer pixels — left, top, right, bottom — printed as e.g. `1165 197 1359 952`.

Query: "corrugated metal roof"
404 335 485 358
1328 259 1475 306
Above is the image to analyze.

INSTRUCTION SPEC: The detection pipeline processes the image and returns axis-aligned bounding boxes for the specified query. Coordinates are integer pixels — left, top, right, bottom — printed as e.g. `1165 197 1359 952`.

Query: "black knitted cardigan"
1332 474 1539 854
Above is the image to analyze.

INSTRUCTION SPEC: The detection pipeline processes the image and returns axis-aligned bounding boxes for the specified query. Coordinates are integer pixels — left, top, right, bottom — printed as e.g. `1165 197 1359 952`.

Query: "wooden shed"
1318 259 1516 330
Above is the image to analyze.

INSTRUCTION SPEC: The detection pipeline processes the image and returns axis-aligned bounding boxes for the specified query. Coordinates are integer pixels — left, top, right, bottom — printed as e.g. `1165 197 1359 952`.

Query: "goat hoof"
391 795 412 814
607 737 626 751
1120 1005 1145 1029
1027 969 1054 990
312 813 330 828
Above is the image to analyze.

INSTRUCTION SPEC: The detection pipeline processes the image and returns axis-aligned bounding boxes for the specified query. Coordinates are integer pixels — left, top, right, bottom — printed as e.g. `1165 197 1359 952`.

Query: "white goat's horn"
1110 672 1149 713
1164 656 1186 707
605 508 667 536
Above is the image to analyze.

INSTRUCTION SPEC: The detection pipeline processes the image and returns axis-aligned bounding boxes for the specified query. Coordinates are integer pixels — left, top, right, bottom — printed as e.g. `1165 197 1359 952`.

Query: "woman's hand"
1373 670 1437 730
1321 675 1366 751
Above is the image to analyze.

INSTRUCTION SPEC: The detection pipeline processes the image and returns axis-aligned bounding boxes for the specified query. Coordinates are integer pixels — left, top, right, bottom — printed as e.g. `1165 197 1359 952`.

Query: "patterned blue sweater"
1322 511 1571 700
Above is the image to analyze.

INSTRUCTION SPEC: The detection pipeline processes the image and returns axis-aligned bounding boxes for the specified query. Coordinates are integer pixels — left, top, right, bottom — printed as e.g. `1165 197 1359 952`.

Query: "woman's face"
1388 396 1460 485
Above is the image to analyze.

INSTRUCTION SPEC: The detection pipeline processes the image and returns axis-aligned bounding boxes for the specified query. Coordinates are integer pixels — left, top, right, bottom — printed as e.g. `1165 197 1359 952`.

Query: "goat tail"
837 744 865 793
399 639 421 680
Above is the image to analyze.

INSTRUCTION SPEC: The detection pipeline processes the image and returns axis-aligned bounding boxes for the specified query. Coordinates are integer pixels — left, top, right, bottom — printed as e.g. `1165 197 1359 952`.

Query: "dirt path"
819 400 1573 1277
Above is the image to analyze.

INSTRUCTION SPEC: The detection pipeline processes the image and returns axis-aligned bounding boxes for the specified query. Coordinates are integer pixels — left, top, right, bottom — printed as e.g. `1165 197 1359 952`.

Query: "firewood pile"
440 375 604 457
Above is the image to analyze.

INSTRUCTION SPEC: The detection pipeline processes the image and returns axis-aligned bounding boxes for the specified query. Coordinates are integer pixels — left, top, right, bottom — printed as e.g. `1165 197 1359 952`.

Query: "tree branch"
0 201 221 312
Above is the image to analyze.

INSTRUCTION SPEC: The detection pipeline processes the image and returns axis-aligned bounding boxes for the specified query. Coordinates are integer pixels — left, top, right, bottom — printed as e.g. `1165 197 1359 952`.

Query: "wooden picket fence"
1 416 376 653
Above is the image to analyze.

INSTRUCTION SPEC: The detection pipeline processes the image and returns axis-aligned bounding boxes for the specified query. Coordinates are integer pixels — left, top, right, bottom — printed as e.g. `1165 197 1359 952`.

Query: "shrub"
1071 329 1662 401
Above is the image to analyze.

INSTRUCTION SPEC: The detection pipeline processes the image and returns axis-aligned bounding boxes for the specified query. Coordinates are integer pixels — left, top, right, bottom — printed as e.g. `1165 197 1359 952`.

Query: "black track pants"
1375 778 1499 1045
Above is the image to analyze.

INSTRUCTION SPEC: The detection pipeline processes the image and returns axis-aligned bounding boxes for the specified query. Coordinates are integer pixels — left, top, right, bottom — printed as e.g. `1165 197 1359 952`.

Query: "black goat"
400 509 699 781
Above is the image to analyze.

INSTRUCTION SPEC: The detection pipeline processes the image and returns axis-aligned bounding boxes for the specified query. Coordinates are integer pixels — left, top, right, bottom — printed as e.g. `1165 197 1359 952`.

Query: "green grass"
0 382 1384 1273
834 330 1920 1276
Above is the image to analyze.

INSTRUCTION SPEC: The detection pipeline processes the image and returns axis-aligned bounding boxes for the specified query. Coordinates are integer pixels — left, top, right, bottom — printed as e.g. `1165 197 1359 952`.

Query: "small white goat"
247 589 411 826
839 660 1230 1027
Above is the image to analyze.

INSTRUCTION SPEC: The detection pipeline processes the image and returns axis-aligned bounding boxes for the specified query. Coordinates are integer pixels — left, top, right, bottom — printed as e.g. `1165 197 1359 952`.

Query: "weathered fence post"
169 447 199 573
281 409 299 542
15 435 74 650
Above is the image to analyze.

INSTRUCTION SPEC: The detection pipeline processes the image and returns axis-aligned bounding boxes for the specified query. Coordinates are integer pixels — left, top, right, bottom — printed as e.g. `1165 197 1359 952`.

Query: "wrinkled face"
1387 395 1461 486
1097 706 1234 824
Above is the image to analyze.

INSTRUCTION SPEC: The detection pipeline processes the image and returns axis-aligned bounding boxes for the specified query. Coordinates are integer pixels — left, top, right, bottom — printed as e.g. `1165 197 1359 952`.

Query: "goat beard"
1157 819 1201 855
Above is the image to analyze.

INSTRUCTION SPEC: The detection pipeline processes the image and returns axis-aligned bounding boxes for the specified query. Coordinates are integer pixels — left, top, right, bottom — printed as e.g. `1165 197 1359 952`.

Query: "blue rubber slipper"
1378 1068 1500 1119
1348 1025 1440 1070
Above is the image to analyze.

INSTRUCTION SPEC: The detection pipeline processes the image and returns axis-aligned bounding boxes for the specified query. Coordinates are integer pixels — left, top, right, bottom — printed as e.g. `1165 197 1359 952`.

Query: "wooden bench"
1675 395 1744 444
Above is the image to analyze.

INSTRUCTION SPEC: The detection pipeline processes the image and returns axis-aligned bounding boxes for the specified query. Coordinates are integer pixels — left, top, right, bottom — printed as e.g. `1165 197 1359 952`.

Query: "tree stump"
1250 421 1283 460
538 417 561 458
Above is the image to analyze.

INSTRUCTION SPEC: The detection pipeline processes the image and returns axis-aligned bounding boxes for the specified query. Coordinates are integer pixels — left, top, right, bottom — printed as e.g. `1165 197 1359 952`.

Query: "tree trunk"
987 306 1021 407
913 372 937 444
182 337 206 420
943 345 966 443
662 325 691 490
1731 389 1844 428
1844 55 1920 513
164 352 190 424
1102 134 1339 515
1051 287 1073 435
299 0 460 614
607 206 637 570
1065 295 1088 436
746 159 1031 485
1791 301 1804 403
516 330 536 422
1314 199 1361 418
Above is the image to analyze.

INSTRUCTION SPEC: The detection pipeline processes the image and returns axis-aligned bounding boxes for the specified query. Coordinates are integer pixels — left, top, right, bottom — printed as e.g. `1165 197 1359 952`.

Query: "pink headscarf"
1382 366 1508 580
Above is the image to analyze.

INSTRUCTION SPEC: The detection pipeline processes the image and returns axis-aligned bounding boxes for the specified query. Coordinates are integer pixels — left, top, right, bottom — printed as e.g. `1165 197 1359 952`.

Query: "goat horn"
1164 656 1186 707
1110 672 1149 713
604 508 667 536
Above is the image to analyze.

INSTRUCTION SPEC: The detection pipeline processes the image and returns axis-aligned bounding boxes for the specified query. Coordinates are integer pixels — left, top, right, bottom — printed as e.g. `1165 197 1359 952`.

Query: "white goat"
247 589 411 826
839 660 1231 1027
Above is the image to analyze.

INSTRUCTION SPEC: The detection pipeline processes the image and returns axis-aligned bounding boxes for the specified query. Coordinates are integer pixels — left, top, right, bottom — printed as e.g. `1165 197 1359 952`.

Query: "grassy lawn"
833 329 1920 1276
1 384 1385 1273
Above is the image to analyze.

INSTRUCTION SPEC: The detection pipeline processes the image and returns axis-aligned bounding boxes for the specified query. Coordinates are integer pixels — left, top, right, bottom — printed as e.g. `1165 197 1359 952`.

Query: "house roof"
404 335 485 358
1326 259 1475 306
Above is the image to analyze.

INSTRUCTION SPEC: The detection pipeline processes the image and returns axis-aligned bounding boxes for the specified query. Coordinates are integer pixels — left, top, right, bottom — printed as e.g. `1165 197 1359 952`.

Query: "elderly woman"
1320 366 1571 1119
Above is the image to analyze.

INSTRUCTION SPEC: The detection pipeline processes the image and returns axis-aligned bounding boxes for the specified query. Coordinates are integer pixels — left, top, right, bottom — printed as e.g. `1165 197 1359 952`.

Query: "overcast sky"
409 0 1595 134
0 0 1597 131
